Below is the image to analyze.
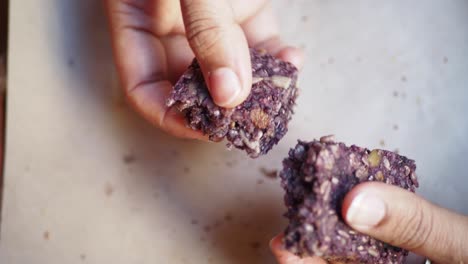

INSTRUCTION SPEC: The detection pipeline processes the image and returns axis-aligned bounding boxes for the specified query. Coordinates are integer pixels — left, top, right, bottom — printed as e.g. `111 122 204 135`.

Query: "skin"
271 183 468 264
104 0 303 140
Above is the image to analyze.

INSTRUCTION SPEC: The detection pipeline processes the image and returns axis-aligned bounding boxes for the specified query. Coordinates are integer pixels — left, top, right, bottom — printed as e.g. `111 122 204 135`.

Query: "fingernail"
269 237 276 249
209 67 242 107
269 235 283 250
346 192 386 229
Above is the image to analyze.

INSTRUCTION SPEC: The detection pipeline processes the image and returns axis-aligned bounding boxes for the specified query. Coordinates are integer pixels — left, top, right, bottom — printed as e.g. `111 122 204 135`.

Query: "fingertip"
208 67 247 108
341 182 386 226
269 234 284 252
277 46 305 70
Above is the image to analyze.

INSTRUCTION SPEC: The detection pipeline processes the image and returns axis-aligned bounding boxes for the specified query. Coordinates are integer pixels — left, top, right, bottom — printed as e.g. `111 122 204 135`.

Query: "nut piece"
320 181 332 201
382 157 391 170
250 108 270 129
355 167 369 180
320 135 336 143
375 171 384 181
271 75 292 89
252 77 264 84
368 248 380 257
368 150 382 167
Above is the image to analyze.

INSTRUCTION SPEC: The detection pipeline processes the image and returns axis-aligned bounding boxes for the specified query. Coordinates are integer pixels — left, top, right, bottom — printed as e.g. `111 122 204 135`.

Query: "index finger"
180 0 252 108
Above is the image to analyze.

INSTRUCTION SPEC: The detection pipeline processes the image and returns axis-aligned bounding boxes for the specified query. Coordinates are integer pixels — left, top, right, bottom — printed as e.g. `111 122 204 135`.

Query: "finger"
105 0 205 140
342 182 468 264
180 0 251 108
270 234 327 264
160 34 194 84
241 2 304 69
127 79 206 140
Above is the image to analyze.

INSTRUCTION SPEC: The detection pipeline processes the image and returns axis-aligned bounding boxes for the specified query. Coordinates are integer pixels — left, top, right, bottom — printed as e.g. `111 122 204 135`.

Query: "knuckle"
185 9 226 57
116 1 177 36
391 198 433 250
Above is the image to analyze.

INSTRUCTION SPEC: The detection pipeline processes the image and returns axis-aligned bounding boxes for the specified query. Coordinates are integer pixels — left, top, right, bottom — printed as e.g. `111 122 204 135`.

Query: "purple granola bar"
167 48 299 158
280 136 418 263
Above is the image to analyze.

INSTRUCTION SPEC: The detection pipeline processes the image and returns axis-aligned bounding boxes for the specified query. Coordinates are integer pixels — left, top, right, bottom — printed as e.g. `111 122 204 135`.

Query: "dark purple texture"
280 136 418 264
167 48 298 158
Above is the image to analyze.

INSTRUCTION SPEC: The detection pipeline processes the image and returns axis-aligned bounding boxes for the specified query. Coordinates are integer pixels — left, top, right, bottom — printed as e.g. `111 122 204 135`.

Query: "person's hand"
270 182 468 264
104 0 304 139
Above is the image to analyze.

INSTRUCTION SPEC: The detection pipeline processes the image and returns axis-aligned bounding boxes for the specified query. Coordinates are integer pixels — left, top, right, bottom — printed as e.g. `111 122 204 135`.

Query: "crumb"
393 124 399 131
170 150 180 157
153 192 160 199
224 213 233 222
105 182 114 197
123 154 135 164
301 15 308 22
250 241 261 250
260 167 278 179
213 220 222 228
241 222 251 228
379 139 385 147
401 75 407 82
43 231 50 241
393 91 399 97
80 254 86 261
67 58 75 67
183 166 191 173
203 225 211 233
416 96 422 106
191 219 198 225
256 179 264 185
443 57 448 64
328 57 335 64
225 161 236 167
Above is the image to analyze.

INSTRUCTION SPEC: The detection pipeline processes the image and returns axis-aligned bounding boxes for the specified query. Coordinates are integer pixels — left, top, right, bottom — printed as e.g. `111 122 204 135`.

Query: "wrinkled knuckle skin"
186 17 224 59
184 4 225 58
391 198 433 250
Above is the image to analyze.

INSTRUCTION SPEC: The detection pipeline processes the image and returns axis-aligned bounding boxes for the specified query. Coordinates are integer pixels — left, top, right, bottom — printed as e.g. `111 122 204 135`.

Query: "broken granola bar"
167 48 299 158
280 136 418 263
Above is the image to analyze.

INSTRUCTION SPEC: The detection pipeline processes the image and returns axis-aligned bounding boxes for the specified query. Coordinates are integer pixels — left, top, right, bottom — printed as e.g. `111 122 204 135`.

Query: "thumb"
342 182 468 264
180 0 251 108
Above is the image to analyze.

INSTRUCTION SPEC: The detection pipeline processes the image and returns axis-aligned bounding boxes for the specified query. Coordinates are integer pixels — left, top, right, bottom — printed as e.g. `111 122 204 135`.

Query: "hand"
104 0 304 139
271 182 468 264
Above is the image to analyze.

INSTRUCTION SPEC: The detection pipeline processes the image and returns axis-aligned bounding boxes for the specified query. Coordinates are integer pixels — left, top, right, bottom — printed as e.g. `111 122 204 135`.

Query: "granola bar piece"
280 136 418 263
167 48 299 158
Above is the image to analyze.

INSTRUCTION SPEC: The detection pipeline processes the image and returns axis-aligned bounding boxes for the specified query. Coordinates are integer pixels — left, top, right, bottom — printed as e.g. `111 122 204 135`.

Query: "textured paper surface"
1 1 467 263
